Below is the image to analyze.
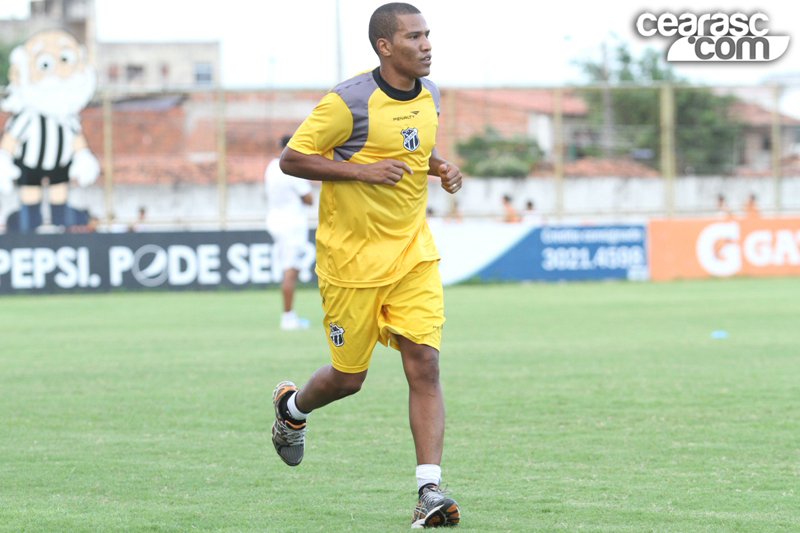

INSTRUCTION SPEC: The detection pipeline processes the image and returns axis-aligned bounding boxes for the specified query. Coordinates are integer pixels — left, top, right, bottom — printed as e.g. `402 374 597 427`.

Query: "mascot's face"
26 30 86 84
3 29 96 117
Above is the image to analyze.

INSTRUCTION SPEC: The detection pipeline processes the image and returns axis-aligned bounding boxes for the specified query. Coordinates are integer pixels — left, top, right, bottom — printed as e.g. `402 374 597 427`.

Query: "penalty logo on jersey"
401 128 420 152
329 323 345 347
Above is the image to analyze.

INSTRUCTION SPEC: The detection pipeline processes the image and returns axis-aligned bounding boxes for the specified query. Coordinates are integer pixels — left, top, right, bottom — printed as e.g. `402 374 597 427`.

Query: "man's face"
389 14 432 79
24 30 85 83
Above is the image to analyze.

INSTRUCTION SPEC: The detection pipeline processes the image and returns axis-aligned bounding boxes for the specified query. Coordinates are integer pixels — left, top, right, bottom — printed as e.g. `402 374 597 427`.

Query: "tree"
0 40 21 87
576 42 742 175
455 127 543 178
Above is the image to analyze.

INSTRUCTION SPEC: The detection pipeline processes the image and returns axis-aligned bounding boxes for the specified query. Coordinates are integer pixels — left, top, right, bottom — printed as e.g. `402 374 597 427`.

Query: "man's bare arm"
427 146 447 178
428 146 463 194
280 147 411 186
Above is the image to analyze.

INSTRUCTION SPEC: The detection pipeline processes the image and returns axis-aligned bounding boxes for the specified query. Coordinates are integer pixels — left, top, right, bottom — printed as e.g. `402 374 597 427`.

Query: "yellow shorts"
318 260 445 373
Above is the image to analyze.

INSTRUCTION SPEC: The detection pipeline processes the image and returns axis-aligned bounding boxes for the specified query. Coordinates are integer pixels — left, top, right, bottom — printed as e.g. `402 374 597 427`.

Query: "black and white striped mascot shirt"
4 110 83 186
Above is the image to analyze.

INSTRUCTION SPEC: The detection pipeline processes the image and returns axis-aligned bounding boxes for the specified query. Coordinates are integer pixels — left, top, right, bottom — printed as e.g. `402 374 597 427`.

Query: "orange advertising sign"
649 217 800 281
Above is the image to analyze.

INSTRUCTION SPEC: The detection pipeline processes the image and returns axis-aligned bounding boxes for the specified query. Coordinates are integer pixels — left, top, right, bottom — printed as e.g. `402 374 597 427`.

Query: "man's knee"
402 344 441 385
332 368 367 397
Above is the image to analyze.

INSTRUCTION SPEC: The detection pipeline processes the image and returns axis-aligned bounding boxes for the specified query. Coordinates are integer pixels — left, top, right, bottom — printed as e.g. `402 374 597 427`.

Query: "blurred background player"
130 206 149 232
445 199 463 223
715 193 732 219
744 193 760 218
521 199 544 225
502 194 520 223
266 134 313 330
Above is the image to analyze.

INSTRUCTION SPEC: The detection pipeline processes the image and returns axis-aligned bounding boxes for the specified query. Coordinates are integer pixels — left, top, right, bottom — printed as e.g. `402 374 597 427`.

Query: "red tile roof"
729 101 800 127
102 155 271 185
734 155 800 177
454 89 588 116
531 157 660 177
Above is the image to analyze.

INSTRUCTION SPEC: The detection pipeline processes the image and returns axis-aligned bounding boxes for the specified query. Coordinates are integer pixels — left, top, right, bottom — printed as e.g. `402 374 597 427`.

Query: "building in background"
730 101 800 175
0 0 220 91
1 0 94 62
441 89 589 162
95 41 220 91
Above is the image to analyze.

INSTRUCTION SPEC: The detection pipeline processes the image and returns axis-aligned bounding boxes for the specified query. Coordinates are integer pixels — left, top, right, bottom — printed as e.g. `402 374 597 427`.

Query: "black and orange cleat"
271 381 306 466
411 484 460 528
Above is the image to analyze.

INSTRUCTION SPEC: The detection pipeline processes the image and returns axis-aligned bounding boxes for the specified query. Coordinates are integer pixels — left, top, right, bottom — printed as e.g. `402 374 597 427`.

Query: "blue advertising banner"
475 225 648 282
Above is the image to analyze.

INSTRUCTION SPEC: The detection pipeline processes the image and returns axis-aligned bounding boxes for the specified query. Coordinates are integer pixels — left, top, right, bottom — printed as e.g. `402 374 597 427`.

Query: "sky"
1 0 799 90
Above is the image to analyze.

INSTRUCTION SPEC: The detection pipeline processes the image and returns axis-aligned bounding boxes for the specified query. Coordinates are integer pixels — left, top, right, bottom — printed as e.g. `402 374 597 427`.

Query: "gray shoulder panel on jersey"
329 71 376 162
420 78 440 115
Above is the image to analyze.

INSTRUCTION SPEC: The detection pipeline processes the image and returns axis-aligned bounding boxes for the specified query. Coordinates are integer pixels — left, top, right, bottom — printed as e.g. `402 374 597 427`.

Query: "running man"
271 3 462 528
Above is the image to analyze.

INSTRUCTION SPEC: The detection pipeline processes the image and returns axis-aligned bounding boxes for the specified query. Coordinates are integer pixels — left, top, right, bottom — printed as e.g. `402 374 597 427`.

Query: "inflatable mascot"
0 29 100 233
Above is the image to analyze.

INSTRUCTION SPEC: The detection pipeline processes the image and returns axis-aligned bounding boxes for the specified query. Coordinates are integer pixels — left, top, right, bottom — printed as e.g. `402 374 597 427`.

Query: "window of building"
30 1 45 16
762 134 771 151
161 63 170 81
126 65 145 82
194 63 213 85
108 64 119 82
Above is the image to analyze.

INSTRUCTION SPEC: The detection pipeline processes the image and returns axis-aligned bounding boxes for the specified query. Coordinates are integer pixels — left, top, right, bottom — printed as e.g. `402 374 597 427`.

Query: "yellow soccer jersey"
288 68 441 287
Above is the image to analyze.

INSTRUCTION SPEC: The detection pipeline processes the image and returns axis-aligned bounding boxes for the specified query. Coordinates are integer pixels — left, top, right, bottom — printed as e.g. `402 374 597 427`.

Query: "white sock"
287 391 309 420
416 464 441 491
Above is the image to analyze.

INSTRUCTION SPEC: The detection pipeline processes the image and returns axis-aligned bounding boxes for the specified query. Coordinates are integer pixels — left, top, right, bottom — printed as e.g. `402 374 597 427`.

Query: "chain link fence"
1 83 798 230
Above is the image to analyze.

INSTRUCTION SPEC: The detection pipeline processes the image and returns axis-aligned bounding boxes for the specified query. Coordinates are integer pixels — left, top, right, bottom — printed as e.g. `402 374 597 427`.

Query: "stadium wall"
2 175 798 230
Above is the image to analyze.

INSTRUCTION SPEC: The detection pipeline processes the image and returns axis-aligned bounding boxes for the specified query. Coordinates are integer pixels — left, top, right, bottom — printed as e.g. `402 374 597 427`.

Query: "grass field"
1 277 799 532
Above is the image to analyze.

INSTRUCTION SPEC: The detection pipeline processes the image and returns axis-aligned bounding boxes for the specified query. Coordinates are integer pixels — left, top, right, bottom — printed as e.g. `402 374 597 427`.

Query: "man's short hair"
368 2 421 54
